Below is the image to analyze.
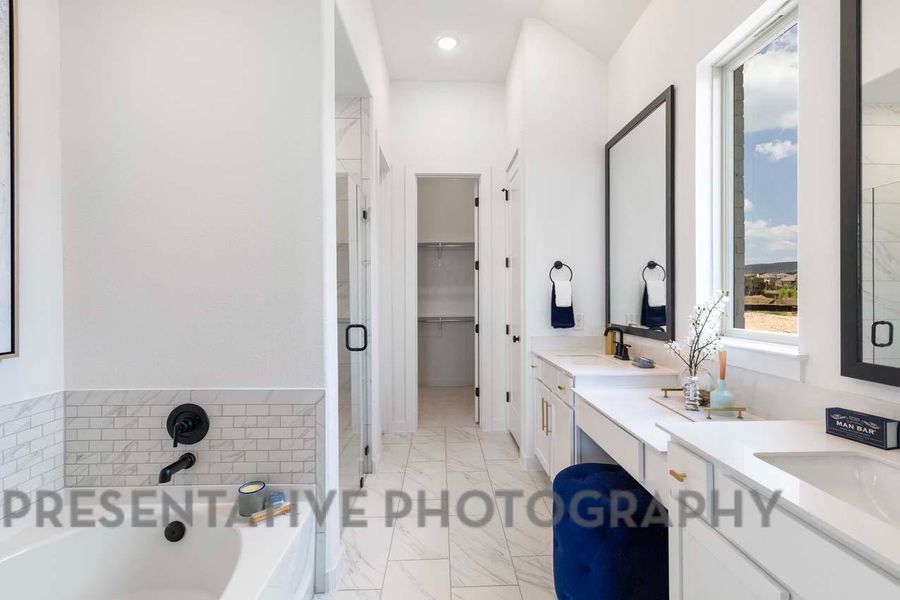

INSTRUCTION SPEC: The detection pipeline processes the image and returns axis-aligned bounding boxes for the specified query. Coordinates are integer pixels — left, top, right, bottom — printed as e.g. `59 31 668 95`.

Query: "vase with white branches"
665 291 729 410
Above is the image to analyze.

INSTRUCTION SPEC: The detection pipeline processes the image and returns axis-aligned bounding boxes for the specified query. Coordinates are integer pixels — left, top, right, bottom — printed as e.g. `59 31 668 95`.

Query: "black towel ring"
549 260 573 283
642 260 666 283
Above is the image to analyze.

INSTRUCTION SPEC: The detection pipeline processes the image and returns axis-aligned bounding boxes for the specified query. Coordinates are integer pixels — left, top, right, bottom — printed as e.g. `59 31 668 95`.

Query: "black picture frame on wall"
840 0 900 386
0 0 14 359
605 85 676 342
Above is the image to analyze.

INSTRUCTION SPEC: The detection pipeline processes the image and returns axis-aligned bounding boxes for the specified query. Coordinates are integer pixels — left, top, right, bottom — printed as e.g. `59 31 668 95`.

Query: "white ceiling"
371 0 651 82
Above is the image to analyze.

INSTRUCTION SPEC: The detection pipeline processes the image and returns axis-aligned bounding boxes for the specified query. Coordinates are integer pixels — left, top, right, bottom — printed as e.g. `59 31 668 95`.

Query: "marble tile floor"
316 425 557 599
418 386 478 427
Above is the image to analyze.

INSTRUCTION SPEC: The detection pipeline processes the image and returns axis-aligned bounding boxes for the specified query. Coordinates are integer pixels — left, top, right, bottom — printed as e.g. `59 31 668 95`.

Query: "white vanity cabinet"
548 392 574 478
532 376 552 473
667 441 900 600
531 355 576 477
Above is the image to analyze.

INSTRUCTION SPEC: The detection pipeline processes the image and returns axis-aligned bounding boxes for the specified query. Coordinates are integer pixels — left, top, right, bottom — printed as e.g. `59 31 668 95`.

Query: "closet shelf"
418 316 475 324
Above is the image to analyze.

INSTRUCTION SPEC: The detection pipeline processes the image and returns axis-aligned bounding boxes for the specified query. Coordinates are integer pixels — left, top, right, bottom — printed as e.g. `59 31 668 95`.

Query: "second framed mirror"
605 86 675 342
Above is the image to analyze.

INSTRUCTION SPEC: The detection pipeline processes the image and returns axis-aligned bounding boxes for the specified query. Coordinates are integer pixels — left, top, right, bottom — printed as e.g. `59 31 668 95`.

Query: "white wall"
59 0 342 588
390 81 508 431
59 0 330 390
417 177 477 243
609 0 900 416
505 19 608 462
508 19 607 342
0 0 64 406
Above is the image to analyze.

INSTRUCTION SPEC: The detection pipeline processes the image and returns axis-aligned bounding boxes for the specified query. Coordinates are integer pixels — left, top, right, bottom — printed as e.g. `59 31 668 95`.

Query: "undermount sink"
755 452 900 527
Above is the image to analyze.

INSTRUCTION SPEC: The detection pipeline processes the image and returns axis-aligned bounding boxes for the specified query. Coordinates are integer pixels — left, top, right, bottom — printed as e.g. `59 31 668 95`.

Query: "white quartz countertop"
660 420 900 578
574 387 690 453
532 349 678 379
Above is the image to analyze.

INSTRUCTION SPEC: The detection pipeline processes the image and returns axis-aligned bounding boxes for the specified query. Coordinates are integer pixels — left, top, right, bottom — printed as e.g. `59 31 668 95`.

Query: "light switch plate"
574 314 584 330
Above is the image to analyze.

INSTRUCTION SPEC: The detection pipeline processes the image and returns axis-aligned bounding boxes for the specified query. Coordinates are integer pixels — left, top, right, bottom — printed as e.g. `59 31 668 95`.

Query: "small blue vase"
710 379 735 409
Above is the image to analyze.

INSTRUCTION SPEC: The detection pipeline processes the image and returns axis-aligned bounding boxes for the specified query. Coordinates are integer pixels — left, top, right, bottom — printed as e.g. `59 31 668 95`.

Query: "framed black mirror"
841 0 900 386
605 86 675 342
0 0 14 359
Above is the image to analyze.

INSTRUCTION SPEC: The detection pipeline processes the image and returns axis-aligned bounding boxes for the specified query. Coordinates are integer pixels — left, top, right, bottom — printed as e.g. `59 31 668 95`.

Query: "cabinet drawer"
538 359 556 388
715 472 900 599
667 443 713 521
554 373 575 408
575 397 643 480
681 517 789 600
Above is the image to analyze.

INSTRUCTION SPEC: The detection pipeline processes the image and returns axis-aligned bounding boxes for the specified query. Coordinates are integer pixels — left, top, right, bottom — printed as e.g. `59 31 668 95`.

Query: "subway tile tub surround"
64 389 325 489
0 393 66 517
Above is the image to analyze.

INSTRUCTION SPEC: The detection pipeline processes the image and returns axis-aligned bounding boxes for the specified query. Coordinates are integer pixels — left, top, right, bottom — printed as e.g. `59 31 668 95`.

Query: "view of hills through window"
732 23 799 334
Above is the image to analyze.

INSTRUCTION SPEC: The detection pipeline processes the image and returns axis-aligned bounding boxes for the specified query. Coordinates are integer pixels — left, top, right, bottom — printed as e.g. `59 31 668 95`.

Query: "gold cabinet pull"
669 469 687 482
546 401 552 434
531 364 538 369
557 384 566 391
541 399 544 432
543 399 549 434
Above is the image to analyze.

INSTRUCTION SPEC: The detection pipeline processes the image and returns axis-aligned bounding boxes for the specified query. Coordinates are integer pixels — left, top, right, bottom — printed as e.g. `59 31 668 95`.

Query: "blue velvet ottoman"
552 463 668 599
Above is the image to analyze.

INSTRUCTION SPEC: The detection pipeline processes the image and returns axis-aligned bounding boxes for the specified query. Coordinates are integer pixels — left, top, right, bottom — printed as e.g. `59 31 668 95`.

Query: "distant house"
758 272 797 290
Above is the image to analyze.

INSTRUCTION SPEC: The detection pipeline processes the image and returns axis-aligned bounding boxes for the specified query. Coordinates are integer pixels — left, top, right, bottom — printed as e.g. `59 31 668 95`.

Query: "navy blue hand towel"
640 285 666 328
552 284 575 329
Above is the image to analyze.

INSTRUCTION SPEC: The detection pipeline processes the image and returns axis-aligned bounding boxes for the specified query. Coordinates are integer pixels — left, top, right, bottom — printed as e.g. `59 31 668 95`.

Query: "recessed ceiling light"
436 36 458 51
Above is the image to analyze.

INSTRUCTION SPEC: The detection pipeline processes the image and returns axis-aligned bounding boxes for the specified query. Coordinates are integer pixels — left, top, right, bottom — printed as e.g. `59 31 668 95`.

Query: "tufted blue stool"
552 463 668 599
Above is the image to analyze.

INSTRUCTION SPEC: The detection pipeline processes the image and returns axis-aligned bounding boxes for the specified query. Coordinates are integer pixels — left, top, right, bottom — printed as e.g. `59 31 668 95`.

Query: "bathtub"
0 486 315 600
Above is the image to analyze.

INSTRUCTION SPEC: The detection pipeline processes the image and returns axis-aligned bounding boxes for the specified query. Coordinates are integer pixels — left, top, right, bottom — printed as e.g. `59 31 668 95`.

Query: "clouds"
744 218 798 263
755 139 798 162
743 25 799 133
744 197 753 213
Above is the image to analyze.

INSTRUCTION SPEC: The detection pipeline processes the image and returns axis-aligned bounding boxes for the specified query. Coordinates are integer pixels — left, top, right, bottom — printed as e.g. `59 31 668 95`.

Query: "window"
722 11 799 342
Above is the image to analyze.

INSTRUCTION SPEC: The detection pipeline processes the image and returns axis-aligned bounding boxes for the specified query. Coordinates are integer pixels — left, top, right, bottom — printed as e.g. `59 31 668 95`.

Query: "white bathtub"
0 486 315 600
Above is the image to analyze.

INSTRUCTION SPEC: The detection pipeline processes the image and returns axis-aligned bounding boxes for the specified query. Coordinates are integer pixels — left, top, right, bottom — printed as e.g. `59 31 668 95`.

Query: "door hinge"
475 387 480 397
475 323 479 334
505 257 510 268
475 260 479 271
475 197 479 207
506 391 510 403
506 324 510 335
362 209 369 221
364 445 370 456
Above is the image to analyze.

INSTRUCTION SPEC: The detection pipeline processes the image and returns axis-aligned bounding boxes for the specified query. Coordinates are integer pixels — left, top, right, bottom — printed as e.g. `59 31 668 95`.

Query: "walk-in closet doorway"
415 176 481 427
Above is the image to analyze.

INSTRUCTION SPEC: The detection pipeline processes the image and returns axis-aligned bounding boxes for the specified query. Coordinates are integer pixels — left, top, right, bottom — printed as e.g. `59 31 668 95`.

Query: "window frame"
717 5 800 346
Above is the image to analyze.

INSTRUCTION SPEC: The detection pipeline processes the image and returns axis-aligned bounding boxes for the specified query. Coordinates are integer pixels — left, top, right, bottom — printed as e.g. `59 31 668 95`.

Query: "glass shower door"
869 182 900 367
337 174 371 512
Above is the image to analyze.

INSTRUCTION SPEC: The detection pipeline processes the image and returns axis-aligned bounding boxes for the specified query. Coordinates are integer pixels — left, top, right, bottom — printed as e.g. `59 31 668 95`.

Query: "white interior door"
506 155 523 445
474 179 481 425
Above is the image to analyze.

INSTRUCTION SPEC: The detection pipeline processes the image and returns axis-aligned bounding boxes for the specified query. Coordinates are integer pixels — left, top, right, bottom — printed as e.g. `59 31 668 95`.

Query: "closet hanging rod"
418 316 475 324
417 242 475 249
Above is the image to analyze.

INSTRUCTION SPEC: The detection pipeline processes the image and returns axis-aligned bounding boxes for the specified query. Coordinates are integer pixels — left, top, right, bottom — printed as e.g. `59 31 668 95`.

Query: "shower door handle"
872 321 894 348
345 324 368 352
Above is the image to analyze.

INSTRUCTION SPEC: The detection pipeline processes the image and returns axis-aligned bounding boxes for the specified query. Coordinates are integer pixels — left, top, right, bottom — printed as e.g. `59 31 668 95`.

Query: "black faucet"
158 453 196 484
604 325 631 361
